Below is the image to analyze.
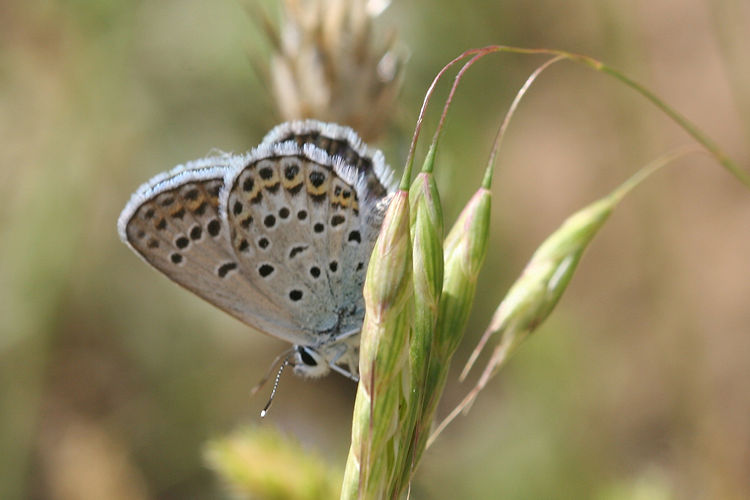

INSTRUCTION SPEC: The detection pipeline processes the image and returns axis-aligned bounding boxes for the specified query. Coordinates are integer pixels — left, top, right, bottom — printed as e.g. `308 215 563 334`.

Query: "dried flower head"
264 0 405 141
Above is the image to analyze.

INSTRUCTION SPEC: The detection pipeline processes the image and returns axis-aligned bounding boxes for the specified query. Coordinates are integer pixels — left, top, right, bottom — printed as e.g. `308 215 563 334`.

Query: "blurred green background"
2 0 749 498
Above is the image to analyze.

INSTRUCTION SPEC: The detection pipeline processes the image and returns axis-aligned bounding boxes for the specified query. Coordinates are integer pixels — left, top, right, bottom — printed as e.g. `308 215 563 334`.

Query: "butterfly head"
291 340 360 381
292 345 331 378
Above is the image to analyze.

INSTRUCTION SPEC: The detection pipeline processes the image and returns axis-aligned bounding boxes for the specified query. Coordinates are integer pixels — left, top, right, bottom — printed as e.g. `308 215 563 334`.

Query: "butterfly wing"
118 157 302 344
261 120 393 210
221 140 389 344
119 121 395 351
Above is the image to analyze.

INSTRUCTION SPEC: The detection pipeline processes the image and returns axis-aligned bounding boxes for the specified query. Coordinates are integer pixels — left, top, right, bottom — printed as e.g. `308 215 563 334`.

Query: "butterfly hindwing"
222 142 377 340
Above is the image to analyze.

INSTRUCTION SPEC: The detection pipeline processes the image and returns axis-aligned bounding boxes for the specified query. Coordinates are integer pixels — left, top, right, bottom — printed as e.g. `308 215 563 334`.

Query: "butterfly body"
118 121 394 378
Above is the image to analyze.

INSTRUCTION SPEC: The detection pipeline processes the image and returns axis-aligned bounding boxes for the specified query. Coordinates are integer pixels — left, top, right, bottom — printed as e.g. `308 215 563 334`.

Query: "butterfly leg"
324 341 360 382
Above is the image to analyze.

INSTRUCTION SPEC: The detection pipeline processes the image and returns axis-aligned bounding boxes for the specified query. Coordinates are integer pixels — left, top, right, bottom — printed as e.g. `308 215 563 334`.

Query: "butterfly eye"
297 346 318 367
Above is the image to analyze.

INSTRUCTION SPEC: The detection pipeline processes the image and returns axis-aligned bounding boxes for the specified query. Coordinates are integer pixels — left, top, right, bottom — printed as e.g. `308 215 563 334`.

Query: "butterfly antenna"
249 348 294 397
260 357 290 418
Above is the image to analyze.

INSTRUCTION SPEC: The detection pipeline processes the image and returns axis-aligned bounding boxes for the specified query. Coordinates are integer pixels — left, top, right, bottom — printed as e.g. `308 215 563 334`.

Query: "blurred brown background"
1 0 749 498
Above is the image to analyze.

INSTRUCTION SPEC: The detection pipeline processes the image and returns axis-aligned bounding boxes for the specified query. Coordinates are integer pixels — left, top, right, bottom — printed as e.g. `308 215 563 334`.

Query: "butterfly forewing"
118 160 298 342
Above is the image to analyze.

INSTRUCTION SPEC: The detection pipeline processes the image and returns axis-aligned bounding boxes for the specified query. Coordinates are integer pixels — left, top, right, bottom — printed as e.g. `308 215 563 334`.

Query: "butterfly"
118 120 395 383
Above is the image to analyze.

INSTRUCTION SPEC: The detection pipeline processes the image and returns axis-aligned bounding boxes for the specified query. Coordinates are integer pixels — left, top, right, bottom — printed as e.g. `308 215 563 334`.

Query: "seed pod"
342 190 413 500
475 196 612 375
413 175 492 466
389 147 445 493
451 158 679 430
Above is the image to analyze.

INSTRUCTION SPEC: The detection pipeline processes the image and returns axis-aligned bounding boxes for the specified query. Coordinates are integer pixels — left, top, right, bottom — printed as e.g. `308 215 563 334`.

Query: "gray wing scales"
119 121 396 353
223 150 349 338
118 159 302 344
